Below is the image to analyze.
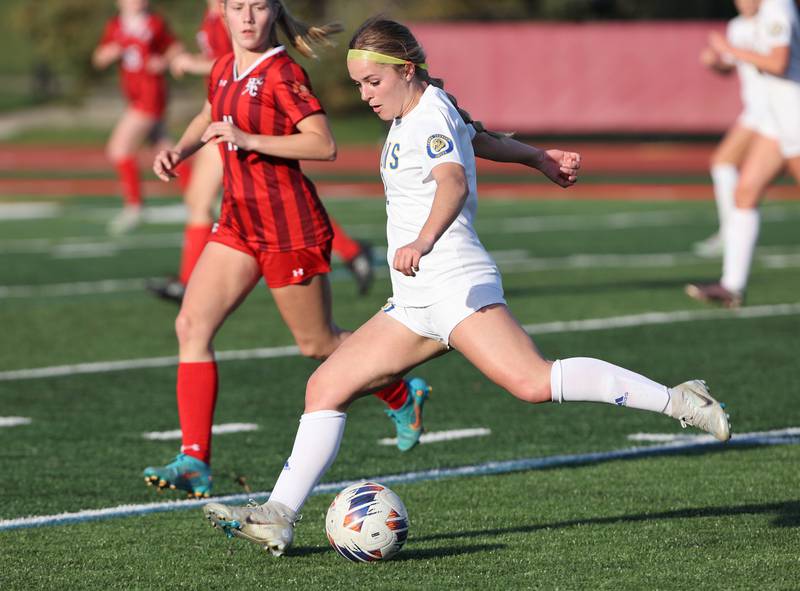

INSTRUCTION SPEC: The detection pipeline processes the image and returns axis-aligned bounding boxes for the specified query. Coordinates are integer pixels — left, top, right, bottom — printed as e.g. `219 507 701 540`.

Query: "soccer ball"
325 481 409 562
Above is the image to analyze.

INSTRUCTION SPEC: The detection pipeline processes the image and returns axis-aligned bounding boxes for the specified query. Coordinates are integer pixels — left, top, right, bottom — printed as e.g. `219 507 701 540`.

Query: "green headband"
347 49 428 70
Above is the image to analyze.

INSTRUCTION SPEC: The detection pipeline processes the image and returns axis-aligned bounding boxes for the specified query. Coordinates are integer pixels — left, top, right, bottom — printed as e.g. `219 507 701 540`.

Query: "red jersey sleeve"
98 17 118 46
151 15 177 54
271 61 324 127
207 55 231 104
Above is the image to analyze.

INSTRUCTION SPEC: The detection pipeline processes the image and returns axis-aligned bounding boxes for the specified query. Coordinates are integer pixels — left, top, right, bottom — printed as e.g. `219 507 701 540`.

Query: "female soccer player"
92 0 185 235
202 17 732 556
687 0 800 307
693 0 775 258
147 0 375 302
143 2 431 499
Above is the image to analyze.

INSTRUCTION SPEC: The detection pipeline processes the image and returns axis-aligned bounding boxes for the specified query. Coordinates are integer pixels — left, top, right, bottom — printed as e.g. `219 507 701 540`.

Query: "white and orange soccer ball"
325 481 409 562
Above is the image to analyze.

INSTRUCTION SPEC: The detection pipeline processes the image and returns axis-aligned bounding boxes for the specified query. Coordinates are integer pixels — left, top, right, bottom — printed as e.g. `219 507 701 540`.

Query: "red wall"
412 22 740 134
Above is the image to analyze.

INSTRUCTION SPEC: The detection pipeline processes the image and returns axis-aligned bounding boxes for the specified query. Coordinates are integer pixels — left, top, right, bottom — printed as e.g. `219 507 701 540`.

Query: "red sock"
329 216 362 262
175 160 192 192
373 379 408 410
177 361 218 464
116 157 142 207
179 224 213 285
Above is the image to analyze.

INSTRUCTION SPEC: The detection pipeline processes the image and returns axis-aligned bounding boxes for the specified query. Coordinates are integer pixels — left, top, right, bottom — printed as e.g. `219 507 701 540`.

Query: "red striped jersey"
197 10 232 61
208 47 333 252
98 13 177 107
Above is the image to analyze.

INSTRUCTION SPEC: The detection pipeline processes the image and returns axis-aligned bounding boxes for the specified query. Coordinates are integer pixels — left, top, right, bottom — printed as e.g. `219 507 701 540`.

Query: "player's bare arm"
170 51 215 78
472 133 580 187
153 101 213 181
146 41 186 75
92 43 122 70
393 162 468 277
202 113 337 161
709 31 790 76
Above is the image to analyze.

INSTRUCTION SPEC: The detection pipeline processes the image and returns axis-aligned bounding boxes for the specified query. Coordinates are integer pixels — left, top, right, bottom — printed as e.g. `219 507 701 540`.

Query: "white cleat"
669 380 731 441
107 206 143 236
692 232 724 258
203 500 297 556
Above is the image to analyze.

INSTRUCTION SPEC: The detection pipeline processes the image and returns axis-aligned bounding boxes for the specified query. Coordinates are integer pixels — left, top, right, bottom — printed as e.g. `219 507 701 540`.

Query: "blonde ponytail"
272 0 343 58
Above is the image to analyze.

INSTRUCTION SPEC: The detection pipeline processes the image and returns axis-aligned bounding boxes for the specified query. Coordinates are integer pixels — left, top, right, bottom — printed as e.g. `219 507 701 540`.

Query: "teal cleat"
143 453 212 498
384 377 431 452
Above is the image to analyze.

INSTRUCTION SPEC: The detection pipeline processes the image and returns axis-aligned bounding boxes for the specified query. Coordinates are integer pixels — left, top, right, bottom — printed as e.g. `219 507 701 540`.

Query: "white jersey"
380 85 501 307
726 16 768 117
755 0 800 156
755 0 800 83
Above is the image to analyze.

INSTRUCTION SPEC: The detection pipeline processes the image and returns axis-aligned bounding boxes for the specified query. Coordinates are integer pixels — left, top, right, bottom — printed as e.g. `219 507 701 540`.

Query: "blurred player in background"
688 0 800 306
146 0 375 303
201 17 732 556
92 0 187 235
143 0 432 499
694 0 776 258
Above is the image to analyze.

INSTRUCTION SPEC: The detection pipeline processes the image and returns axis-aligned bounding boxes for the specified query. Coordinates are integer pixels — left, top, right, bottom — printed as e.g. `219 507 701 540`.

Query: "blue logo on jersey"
426 134 454 158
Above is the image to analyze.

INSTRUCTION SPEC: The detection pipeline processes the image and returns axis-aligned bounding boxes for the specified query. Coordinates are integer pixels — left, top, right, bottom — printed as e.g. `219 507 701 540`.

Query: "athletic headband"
347 49 428 70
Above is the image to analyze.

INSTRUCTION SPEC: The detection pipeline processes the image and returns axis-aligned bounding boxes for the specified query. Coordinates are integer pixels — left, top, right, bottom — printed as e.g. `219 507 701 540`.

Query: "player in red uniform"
146 0 375 303
142 0 431 498
92 0 186 235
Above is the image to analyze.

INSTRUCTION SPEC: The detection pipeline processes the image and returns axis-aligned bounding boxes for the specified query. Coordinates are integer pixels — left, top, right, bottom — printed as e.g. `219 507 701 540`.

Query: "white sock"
267 410 346 513
710 163 738 230
721 207 760 293
550 358 671 414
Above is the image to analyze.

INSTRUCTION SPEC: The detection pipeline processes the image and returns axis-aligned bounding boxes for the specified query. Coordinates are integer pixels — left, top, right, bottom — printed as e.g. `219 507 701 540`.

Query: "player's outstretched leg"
203 500 297 556
143 453 212 498
667 379 731 441
384 377 432 452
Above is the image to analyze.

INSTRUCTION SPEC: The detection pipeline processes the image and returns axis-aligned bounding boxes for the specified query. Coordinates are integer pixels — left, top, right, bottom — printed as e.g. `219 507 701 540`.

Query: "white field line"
5 245 800 300
0 416 31 427
0 345 300 382
0 203 61 220
378 428 491 446
0 233 182 256
1 426 797 532
1 304 798 383
143 423 259 440
2 205 797 257
0 278 147 298
520 302 800 335
628 427 800 444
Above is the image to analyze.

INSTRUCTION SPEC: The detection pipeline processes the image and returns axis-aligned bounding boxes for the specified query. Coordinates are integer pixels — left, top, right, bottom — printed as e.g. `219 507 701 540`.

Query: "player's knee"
734 181 760 208
174 311 210 347
507 375 551 404
305 370 341 409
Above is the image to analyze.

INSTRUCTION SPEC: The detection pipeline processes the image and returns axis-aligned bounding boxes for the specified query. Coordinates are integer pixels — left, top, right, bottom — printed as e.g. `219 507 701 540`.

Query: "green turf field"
1 194 799 589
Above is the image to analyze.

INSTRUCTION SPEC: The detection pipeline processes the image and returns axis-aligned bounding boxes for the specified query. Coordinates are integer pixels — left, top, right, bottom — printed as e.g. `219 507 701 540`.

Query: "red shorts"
122 77 167 118
208 222 332 288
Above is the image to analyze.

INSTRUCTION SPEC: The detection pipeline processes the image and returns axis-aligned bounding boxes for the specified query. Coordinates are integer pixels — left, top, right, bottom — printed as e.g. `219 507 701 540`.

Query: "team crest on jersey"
242 76 264 97
290 81 313 101
769 22 784 37
426 134 454 159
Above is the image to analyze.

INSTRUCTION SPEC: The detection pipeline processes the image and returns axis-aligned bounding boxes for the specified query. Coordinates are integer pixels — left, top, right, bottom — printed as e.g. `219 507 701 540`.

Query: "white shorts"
738 107 777 139
765 76 800 158
382 282 506 346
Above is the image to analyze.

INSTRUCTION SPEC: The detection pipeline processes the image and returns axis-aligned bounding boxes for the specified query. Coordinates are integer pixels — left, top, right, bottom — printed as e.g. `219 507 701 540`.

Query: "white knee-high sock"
267 410 346 513
710 163 738 230
550 358 671 414
721 207 760 293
